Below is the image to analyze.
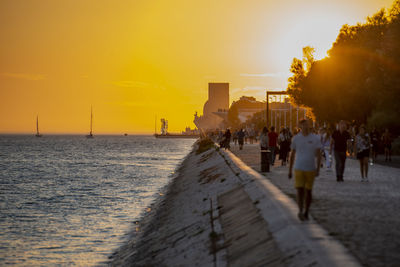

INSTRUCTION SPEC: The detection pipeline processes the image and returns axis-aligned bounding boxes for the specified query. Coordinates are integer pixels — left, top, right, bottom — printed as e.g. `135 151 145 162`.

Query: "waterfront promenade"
110 141 399 266
230 143 400 267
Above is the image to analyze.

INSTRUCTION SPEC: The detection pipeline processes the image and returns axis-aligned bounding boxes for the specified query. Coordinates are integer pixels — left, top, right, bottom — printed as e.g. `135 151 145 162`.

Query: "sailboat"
35 115 42 137
86 106 94 138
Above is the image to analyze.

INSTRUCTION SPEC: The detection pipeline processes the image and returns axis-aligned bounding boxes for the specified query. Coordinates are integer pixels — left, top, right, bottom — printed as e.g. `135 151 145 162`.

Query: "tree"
286 1 400 132
227 104 240 129
287 46 315 105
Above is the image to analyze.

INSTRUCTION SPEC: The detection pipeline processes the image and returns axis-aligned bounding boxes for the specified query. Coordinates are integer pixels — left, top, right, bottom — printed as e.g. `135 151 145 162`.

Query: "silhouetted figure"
268 126 278 165
248 127 256 144
233 130 238 145
278 128 291 166
237 129 245 150
217 130 224 147
259 127 269 150
348 123 357 157
370 127 380 163
223 129 231 150
355 125 371 181
288 119 322 221
320 127 332 171
330 121 351 182
382 128 392 162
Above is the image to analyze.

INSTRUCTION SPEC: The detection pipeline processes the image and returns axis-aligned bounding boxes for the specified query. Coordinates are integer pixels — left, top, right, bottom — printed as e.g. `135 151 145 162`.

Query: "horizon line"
0 132 156 136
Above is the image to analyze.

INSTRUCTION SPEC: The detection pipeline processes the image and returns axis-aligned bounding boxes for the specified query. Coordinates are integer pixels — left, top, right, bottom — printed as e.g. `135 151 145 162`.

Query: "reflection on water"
0 135 195 266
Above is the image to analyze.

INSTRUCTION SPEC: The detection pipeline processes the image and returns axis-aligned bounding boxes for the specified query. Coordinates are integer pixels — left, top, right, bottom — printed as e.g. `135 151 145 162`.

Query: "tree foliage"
287 0 400 132
227 104 240 129
246 110 266 131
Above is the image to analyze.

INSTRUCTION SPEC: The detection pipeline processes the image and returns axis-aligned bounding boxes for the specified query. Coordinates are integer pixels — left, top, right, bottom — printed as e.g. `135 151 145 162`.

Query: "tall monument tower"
194 82 230 130
203 83 229 116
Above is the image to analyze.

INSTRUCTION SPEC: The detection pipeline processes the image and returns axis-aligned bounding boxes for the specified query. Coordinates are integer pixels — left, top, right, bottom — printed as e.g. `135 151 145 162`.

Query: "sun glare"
275 11 349 63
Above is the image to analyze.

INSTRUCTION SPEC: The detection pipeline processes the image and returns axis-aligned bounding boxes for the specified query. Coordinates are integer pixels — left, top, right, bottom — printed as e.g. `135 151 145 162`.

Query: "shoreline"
108 142 238 266
106 145 197 265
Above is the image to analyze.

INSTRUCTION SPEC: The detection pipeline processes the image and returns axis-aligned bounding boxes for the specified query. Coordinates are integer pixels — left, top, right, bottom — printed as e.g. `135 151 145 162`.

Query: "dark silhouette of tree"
246 110 266 132
228 96 265 129
286 0 400 132
287 46 315 108
227 104 240 129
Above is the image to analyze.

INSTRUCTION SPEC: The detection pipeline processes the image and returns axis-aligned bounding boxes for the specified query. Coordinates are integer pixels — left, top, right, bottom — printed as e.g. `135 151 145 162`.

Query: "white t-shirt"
291 133 322 171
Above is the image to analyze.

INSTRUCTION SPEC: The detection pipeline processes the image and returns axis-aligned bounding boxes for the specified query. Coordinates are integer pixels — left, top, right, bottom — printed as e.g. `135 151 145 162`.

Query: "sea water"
0 135 195 266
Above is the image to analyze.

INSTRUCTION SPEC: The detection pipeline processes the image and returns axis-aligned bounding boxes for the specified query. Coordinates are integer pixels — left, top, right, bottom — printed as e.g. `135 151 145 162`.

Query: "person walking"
223 129 231 150
330 120 351 182
354 125 370 181
288 119 322 221
370 127 380 163
259 127 269 150
268 126 278 165
237 128 245 150
248 127 256 144
278 128 291 166
321 127 332 171
233 130 238 146
382 128 392 162
348 124 357 158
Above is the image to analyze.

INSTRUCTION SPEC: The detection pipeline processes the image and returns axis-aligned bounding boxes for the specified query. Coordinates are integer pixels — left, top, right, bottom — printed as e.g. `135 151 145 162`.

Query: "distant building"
194 83 229 131
232 96 265 123
267 97 308 131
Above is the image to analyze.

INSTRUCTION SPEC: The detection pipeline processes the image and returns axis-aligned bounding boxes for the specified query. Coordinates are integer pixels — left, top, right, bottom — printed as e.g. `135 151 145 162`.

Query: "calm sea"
0 135 195 266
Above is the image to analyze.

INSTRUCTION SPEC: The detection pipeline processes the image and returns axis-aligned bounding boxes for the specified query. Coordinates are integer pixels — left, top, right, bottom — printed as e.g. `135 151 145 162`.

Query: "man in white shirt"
288 119 322 221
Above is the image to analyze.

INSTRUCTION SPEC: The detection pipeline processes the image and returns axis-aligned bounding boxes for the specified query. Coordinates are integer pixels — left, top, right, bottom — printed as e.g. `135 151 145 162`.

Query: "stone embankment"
109 141 362 266
109 143 238 266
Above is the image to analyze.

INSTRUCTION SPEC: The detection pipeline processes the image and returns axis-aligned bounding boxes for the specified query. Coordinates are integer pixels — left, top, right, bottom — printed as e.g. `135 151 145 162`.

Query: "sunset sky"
0 0 394 134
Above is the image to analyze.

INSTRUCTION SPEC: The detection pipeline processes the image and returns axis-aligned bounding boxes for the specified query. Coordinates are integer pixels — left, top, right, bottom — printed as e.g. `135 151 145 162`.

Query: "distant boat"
124 133 128 136
35 115 42 137
154 118 199 138
86 106 94 138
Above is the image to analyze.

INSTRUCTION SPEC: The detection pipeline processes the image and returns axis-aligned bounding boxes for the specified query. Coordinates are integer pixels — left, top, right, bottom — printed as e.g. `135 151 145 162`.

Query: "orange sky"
0 0 394 134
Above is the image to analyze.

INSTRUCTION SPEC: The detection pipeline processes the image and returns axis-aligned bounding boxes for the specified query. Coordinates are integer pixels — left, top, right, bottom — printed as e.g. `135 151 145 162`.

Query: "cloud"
1 72 46 81
240 72 291 78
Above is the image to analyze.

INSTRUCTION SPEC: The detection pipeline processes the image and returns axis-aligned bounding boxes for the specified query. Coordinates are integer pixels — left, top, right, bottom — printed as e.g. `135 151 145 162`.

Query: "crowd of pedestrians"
288 119 396 220
215 125 294 165
210 120 395 221
212 121 393 173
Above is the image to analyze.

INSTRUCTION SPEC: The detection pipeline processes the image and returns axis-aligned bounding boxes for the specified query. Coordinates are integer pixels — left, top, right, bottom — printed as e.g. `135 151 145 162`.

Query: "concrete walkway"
218 186 285 266
228 143 400 267
110 142 399 266
219 147 360 267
